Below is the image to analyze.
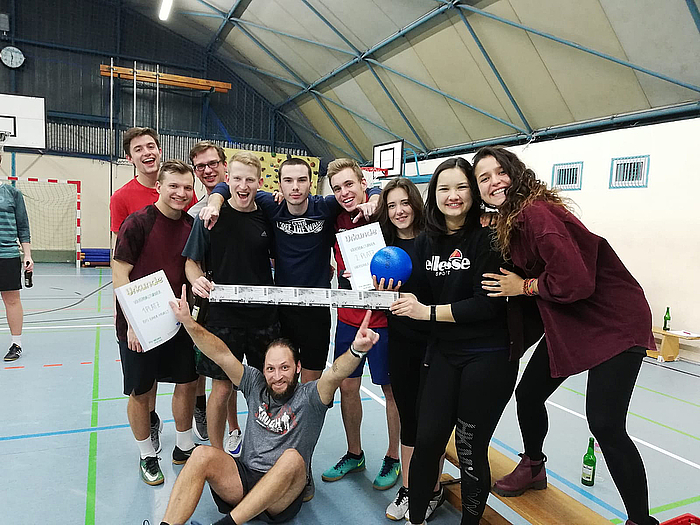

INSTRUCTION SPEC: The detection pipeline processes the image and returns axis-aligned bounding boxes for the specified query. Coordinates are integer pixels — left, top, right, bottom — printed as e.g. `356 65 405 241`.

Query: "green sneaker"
321 451 366 482
139 456 164 486
373 456 400 490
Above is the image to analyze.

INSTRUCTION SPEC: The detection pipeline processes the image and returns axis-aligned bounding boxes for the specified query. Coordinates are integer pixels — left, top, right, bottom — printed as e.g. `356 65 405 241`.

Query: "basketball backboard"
0 94 46 149
373 139 403 177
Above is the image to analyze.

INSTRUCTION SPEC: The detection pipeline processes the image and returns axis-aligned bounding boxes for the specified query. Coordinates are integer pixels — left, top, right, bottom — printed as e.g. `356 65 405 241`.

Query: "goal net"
0 176 81 266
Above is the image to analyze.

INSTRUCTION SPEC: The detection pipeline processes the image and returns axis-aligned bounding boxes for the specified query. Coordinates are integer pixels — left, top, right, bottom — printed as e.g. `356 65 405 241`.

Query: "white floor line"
546 399 700 471
0 323 110 331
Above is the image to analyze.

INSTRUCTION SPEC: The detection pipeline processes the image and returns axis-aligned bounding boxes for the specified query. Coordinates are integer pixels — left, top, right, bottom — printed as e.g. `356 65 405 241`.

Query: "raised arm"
316 310 379 405
198 182 228 229
170 284 244 387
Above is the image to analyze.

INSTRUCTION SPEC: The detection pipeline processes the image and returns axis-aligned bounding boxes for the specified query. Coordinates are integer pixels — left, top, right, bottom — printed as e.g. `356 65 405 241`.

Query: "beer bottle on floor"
663 307 671 331
581 437 596 486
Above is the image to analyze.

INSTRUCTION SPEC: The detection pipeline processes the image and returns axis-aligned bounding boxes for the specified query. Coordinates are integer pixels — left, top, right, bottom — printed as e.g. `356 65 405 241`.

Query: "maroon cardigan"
509 201 656 377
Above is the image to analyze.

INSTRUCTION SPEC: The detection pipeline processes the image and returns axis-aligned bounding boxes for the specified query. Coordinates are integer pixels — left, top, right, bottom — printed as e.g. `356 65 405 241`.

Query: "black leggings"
517 339 651 524
388 328 427 447
409 348 518 525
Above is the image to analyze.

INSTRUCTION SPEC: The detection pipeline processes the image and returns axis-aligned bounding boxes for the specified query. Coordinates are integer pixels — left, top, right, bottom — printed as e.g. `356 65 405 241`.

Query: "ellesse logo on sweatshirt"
425 249 471 272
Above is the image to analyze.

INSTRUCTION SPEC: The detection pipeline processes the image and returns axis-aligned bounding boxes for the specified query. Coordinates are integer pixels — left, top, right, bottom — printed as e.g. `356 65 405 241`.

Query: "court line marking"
0 323 111 332
546 399 700 471
0 398 374 442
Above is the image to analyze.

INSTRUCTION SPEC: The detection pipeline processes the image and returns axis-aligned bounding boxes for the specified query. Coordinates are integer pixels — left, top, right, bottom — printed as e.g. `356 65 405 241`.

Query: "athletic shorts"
334 320 390 385
119 327 198 396
279 305 331 371
0 257 22 292
196 322 281 380
210 456 304 523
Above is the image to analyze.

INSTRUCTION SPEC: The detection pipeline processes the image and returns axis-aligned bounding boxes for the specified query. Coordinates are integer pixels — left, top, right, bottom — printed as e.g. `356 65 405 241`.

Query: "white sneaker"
225 429 242 457
405 486 445 522
386 486 409 520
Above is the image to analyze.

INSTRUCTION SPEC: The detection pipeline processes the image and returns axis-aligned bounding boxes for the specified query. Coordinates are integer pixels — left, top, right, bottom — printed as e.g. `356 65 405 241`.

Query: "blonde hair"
230 151 262 178
327 158 363 183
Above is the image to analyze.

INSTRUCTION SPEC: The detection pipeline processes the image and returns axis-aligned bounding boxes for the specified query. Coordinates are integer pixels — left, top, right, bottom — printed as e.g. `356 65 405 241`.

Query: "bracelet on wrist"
523 278 538 296
349 343 365 359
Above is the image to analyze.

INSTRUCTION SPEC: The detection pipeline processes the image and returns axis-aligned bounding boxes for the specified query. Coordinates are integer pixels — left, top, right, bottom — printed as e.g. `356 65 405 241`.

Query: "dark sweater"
510 201 656 377
387 236 431 342
413 227 509 353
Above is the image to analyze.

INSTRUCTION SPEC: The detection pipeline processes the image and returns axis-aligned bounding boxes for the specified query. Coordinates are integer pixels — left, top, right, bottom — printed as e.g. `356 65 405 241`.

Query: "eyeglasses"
193 160 221 172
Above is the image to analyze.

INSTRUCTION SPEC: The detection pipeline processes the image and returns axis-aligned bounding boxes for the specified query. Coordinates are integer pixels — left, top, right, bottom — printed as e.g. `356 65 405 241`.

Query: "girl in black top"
390 158 517 525
375 178 443 521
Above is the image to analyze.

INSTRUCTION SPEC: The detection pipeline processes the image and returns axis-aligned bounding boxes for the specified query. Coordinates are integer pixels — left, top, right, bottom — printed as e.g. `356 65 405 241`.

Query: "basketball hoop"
361 166 389 188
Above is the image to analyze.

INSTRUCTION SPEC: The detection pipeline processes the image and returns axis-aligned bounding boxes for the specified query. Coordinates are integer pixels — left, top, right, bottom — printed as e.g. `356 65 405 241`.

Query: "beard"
265 371 300 401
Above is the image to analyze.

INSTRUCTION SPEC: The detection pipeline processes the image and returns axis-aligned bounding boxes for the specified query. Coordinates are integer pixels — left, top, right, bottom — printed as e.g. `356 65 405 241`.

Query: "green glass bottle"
581 437 596 486
663 307 671 331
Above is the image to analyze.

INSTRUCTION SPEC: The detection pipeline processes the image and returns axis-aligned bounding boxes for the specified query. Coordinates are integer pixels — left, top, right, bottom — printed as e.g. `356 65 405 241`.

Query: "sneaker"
225 429 242 457
321 451 366 482
302 466 315 502
406 486 446 522
4 344 22 362
139 456 164 486
373 456 400 490
172 444 198 465
150 413 163 454
386 486 409 520
192 406 208 441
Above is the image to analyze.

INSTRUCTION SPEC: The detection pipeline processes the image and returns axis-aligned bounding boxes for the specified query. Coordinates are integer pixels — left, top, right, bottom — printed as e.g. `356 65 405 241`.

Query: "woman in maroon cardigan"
473 146 658 525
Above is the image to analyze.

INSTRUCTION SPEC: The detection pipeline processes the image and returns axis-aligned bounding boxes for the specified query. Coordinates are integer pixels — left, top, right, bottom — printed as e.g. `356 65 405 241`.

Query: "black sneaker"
4 344 22 362
139 456 164 486
150 412 163 454
192 406 208 441
172 444 198 465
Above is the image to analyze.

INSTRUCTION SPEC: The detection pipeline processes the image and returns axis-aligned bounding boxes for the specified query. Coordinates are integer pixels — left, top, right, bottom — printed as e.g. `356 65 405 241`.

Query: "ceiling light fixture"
159 0 173 21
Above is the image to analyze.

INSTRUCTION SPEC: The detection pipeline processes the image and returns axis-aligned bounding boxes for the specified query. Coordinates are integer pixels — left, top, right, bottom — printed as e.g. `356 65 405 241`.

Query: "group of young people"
109 125 658 525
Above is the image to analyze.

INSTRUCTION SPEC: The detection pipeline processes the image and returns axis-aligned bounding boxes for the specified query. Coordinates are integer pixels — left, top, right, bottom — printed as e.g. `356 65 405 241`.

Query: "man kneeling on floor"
161 286 381 525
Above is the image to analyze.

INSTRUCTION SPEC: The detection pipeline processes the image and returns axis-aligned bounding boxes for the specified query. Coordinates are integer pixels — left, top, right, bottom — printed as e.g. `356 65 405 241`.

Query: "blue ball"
370 246 412 285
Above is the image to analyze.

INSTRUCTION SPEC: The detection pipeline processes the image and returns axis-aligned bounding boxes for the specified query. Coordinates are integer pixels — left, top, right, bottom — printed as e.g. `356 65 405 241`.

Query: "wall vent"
552 161 583 191
610 155 649 188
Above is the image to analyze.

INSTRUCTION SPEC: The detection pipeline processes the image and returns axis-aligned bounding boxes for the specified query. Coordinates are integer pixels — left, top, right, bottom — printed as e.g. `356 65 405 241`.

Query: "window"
609 155 649 189
552 162 583 191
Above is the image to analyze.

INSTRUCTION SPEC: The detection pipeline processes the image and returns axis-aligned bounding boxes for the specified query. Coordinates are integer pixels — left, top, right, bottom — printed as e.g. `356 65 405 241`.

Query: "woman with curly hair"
473 146 658 525
390 158 518 525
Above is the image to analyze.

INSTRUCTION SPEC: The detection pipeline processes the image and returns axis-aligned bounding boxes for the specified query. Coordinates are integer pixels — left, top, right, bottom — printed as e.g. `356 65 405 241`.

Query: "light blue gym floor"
1 263 698 525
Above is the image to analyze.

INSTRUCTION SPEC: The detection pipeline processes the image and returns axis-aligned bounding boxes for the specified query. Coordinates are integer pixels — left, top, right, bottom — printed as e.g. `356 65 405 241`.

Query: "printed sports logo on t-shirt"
277 218 324 235
255 402 298 435
261 231 268 237
425 249 471 276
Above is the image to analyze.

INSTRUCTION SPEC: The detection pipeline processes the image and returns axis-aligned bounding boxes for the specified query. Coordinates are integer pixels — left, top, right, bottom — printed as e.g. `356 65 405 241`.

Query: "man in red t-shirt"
110 127 196 450
112 160 199 486
321 158 402 492
110 127 195 238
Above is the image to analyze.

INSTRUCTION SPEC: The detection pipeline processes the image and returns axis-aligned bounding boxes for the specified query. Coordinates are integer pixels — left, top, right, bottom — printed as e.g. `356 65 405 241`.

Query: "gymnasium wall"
398 117 700 358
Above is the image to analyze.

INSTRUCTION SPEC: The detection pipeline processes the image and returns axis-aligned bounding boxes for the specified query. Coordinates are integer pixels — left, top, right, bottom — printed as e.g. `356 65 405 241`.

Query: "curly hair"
472 146 570 258
375 177 425 245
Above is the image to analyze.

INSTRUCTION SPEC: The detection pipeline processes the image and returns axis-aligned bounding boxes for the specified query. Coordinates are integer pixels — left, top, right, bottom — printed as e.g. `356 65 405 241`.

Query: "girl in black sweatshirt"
390 157 517 525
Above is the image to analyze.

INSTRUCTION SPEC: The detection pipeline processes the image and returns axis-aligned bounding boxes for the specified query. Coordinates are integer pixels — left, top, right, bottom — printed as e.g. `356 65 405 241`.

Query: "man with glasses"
186 142 242 452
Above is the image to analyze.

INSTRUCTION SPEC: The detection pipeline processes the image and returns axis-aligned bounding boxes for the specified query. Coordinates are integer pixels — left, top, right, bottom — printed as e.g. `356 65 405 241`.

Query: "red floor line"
4 366 24 369
43 363 63 367
81 361 93 365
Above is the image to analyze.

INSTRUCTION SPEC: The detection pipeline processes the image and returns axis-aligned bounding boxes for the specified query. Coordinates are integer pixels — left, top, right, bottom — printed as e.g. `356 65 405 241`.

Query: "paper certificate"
335 223 386 290
114 270 181 351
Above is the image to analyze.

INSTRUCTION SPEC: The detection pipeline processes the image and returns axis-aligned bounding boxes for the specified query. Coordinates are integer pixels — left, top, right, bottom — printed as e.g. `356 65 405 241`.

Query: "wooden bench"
648 327 700 362
444 432 611 524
